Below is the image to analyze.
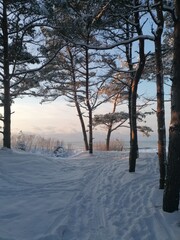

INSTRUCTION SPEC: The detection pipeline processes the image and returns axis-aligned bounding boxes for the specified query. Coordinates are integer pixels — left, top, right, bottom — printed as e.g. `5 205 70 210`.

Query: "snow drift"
0 149 179 240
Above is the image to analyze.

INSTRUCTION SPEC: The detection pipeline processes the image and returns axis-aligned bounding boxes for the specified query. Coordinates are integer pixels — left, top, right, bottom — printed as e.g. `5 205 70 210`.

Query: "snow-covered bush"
16 131 27 151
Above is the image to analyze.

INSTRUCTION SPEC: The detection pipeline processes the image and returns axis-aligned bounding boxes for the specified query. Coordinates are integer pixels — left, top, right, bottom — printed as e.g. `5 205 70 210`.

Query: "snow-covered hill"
0 149 179 240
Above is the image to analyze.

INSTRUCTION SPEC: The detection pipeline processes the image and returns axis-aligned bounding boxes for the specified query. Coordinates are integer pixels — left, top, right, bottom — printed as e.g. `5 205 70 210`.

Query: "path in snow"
0 150 179 240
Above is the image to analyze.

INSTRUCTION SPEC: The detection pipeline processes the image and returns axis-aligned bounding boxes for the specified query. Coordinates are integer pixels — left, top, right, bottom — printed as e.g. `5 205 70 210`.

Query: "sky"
4 79 171 146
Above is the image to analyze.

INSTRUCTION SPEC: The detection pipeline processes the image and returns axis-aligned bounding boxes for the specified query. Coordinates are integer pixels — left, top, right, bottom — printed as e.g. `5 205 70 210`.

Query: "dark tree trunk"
67 46 89 151
85 46 93 154
75 101 89 151
129 80 139 172
156 51 166 189
154 0 166 189
106 127 112 151
129 0 145 172
88 108 93 154
106 94 119 151
125 19 138 172
163 1 180 212
3 81 11 149
2 1 11 148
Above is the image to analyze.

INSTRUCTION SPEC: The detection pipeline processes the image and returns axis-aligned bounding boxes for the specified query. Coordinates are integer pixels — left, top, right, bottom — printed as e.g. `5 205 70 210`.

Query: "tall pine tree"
0 0 45 148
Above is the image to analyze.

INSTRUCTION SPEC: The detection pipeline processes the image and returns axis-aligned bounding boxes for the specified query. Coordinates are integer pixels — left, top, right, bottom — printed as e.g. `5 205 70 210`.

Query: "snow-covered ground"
0 149 179 240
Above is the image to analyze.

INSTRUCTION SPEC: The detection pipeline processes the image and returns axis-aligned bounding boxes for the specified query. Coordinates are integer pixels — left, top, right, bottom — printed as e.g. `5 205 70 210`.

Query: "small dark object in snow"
54 146 65 157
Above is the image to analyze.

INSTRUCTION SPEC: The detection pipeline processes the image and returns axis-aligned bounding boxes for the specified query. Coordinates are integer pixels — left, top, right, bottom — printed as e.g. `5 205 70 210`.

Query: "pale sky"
11 97 82 140
5 80 171 145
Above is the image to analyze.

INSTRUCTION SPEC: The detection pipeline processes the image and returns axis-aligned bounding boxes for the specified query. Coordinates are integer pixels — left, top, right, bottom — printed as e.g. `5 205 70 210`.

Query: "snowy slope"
0 149 179 240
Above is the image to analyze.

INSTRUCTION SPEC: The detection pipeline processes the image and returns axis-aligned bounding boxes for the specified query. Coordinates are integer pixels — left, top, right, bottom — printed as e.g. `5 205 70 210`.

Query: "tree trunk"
155 0 166 189
129 80 139 172
106 94 119 151
125 25 138 171
2 1 11 148
67 47 89 151
163 1 180 212
67 46 89 151
3 81 11 149
85 46 93 154
75 101 89 151
129 0 145 172
88 108 93 154
156 51 166 189
106 127 112 151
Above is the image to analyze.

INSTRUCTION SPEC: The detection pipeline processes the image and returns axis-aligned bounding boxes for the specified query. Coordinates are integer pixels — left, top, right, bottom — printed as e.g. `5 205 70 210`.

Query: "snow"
0 149 179 240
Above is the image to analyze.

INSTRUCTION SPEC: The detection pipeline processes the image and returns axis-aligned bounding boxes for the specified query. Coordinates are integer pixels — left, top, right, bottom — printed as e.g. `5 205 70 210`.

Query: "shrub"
94 139 124 151
11 131 74 157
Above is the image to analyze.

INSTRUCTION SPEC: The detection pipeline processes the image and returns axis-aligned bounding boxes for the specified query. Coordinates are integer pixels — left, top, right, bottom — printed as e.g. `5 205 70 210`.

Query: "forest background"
9 81 170 145
0 0 172 147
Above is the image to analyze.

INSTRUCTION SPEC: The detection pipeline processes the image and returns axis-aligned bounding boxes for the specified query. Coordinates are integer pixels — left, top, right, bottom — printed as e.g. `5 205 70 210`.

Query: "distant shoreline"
69 140 160 152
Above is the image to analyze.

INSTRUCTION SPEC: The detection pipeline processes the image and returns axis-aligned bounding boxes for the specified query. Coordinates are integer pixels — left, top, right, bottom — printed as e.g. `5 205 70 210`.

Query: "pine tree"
0 0 43 148
38 0 129 154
